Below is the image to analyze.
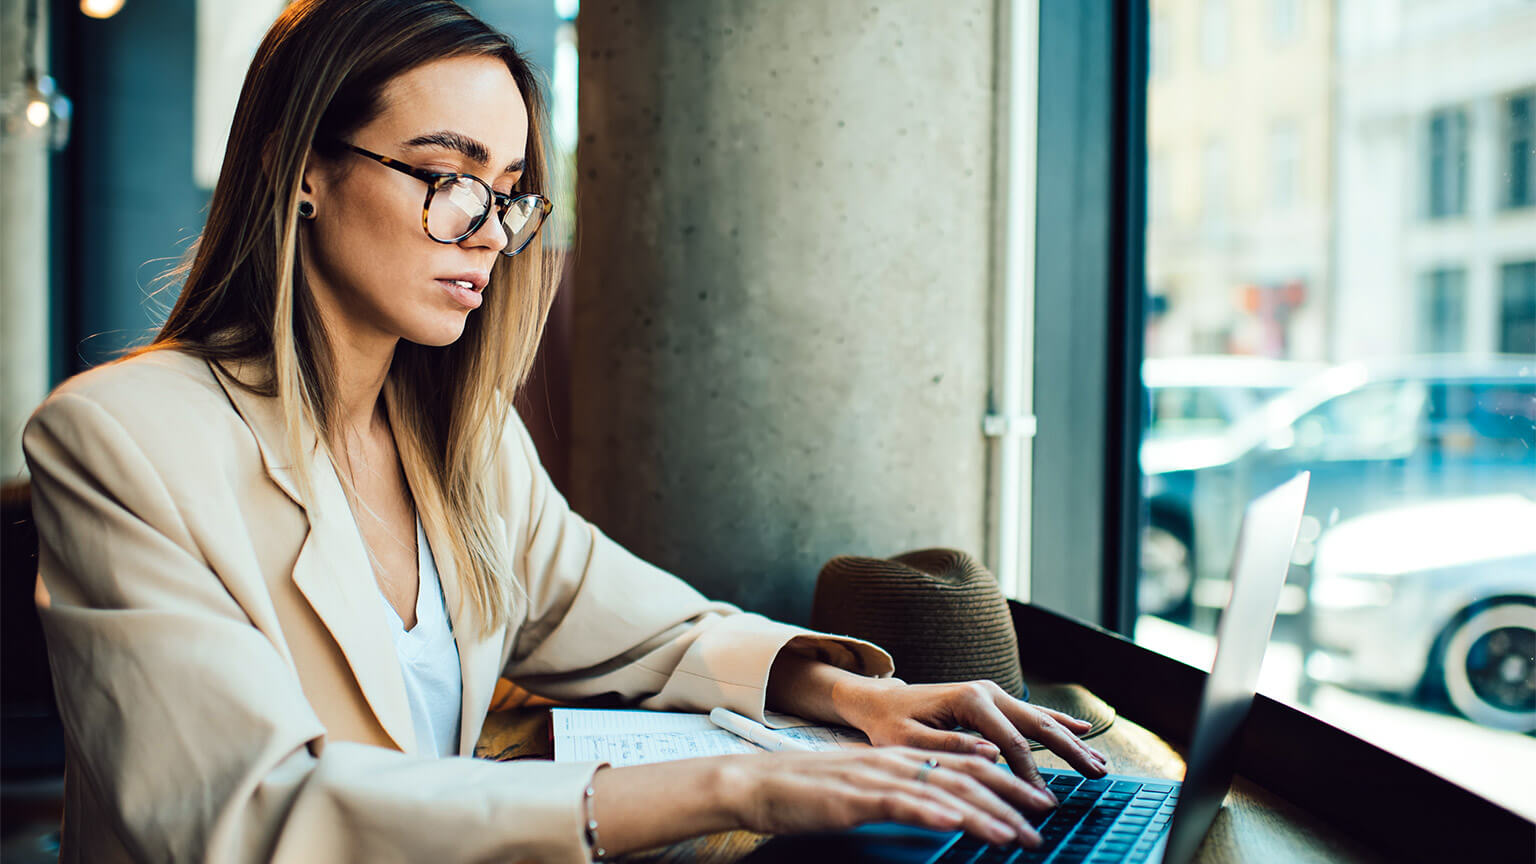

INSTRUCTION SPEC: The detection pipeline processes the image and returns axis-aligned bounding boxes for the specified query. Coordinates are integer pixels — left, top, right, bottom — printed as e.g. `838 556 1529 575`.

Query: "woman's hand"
833 677 1109 793
719 746 1053 847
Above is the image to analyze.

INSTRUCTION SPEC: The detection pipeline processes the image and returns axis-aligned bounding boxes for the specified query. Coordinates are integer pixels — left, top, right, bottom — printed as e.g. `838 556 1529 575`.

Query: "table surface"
474 685 1388 864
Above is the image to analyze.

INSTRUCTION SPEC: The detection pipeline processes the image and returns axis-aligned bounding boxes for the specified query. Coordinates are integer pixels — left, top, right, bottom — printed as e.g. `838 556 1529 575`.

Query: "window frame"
1030 0 1534 855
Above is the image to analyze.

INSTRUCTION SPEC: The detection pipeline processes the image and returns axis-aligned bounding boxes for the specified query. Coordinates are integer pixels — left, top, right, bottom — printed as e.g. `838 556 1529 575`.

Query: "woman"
23 1 1106 861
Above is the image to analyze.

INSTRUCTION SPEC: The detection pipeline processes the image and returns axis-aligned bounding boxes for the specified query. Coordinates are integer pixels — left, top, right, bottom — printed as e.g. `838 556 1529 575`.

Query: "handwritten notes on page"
551 708 870 767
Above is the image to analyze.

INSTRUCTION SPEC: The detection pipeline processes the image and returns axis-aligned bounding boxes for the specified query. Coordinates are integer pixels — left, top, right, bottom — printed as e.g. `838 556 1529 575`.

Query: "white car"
1305 494 1536 732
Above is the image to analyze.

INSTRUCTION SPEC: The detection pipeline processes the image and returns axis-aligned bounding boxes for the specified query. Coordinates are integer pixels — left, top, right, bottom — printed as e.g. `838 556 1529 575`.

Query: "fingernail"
977 742 1000 759
1019 825 1043 847
1037 786 1058 806
990 819 1017 843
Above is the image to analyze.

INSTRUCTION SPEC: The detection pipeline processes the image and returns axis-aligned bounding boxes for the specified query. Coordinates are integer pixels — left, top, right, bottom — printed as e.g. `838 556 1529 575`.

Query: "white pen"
708 707 815 752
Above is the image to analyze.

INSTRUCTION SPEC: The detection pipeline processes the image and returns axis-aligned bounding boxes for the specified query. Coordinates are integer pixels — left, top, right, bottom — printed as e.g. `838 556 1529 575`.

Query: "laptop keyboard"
929 770 1179 864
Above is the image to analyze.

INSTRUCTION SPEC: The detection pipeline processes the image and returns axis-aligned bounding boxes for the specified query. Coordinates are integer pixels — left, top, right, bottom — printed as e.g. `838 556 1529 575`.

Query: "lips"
438 278 484 309
439 271 489 291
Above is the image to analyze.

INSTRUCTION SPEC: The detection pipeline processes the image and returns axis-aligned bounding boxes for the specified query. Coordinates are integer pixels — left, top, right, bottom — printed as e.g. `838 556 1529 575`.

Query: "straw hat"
810 548 1026 700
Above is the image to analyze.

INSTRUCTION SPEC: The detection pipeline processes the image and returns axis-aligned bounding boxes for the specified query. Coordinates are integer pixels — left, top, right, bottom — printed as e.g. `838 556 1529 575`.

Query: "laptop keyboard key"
971 845 1022 864
934 835 985 863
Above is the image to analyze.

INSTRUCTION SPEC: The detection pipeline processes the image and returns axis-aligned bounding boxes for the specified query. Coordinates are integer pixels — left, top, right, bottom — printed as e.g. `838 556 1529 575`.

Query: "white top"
376 514 464 757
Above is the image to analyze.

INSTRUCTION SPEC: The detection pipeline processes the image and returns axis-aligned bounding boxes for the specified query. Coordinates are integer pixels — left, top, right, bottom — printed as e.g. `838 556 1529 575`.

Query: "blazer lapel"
210 358 417 755
382 381 505 757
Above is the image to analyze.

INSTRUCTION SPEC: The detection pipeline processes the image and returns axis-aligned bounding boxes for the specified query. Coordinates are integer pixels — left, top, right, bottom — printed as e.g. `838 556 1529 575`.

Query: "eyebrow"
401 130 525 175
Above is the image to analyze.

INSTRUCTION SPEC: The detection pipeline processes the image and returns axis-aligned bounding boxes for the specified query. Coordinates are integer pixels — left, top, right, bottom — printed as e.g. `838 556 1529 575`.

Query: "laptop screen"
1161 472 1310 863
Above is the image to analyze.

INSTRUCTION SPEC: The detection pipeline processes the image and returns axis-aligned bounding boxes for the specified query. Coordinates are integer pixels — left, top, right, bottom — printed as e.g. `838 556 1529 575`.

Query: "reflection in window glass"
1141 0 1536 820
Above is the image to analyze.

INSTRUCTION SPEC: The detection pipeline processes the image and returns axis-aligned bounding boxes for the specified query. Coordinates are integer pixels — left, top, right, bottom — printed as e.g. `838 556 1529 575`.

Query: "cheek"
314 182 432 293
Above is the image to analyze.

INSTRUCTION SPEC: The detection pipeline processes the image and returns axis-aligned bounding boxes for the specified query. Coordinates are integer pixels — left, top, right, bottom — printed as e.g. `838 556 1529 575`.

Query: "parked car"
1304 494 1536 732
1143 355 1325 443
1139 355 1536 622
1137 356 1323 616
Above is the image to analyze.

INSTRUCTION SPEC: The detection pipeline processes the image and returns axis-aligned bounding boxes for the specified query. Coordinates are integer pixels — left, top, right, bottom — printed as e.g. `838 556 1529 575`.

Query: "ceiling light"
80 0 126 19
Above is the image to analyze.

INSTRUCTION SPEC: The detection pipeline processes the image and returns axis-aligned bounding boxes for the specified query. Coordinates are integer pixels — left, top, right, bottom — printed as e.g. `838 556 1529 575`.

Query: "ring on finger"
915 758 941 783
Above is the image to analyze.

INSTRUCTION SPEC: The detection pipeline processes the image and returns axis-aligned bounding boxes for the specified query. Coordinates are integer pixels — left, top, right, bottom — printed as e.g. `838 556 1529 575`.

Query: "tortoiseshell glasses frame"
338 142 553 257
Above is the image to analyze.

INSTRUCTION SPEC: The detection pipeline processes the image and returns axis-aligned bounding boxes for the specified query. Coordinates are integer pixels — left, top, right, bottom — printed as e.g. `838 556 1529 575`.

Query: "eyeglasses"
338 142 553 257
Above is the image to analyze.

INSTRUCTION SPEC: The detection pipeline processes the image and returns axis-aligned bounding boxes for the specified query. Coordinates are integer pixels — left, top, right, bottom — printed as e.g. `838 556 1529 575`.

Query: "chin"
404 319 471 349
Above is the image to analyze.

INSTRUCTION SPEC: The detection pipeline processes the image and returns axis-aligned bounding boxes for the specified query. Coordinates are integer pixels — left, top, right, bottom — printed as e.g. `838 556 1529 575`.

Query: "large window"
1140 0 1536 821
1504 90 1535 210
1502 260 1536 353
1418 267 1467 353
1426 106 1469 219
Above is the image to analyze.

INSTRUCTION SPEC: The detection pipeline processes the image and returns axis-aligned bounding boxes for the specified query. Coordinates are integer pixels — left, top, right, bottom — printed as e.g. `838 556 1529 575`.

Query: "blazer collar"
209 357 502 757
380 378 504 756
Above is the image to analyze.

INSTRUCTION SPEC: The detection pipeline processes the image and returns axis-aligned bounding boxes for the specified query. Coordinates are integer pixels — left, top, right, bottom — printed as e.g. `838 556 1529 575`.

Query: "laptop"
744 472 1311 864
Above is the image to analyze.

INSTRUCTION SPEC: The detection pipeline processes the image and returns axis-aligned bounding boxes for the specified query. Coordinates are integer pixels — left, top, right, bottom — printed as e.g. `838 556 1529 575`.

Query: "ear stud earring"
298 201 316 219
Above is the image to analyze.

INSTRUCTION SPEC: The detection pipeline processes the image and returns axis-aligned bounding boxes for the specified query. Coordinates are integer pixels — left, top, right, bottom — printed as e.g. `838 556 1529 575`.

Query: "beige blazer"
23 348 894 864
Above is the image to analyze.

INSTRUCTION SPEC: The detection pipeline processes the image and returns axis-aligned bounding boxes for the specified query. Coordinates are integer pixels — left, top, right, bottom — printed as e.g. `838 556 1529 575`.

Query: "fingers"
859 753 1042 847
955 695 1055 793
1032 704 1094 734
898 723 1002 762
857 790 967 836
885 781 1029 846
897 748 1056 818
995 698 1108 779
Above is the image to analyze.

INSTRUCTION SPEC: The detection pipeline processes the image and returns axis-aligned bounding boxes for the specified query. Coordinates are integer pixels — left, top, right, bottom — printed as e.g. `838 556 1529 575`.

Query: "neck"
337 342 393 442
302 260 399 444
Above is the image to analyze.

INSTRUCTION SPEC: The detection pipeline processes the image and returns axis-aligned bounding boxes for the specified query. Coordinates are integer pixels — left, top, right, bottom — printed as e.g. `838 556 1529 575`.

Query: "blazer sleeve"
499 414 895 724
26 391 607 864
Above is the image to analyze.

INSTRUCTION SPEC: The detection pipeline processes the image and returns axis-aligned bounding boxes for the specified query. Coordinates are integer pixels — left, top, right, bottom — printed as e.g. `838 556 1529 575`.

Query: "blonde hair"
128 0 560 635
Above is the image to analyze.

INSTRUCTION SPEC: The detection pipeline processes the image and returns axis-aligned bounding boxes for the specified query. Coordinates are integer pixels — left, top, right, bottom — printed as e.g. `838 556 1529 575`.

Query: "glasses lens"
426 176 492 242
501 195 547 254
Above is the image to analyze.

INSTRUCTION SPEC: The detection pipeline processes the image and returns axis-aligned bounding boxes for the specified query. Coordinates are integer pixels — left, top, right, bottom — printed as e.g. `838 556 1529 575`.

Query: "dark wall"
67 0 209 374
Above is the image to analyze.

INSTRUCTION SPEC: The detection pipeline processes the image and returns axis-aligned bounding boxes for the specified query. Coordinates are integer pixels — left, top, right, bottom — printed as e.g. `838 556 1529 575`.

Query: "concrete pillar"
571 1 998 623
1 0 51 482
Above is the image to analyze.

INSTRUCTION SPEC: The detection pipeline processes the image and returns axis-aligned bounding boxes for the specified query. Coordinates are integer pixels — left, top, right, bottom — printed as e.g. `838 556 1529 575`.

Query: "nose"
461 205 509 253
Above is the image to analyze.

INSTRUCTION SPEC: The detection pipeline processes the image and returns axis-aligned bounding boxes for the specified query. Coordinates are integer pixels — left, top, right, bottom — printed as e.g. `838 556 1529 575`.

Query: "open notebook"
551 708 871 766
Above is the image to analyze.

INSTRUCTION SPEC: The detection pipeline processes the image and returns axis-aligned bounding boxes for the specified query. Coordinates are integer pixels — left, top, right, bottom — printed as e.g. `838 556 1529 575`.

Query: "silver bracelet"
582 778 607 861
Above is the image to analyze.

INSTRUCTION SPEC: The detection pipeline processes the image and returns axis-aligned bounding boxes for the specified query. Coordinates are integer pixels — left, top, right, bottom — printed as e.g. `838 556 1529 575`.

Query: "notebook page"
551 708 870 766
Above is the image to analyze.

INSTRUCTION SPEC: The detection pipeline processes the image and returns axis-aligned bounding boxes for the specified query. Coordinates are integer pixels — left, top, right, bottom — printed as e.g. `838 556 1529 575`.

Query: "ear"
259 135 327 208
297 145 329 210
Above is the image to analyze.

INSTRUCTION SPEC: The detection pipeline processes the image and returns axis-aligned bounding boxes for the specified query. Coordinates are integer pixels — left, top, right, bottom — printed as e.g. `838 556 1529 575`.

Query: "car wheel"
1139 522 1194 620
1439 600 1536 733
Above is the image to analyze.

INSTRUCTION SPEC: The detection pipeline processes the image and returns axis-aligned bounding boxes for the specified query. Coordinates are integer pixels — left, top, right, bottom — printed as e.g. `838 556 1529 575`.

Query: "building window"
1150 152 1171 223
1501 261 1536 353
1201 138 1228 230
1426 107 1469 219
1419 267 1467 353
1200 0 1229 69
1270 119 1300 210
1151 11 1173 79
1503 90 1535 210
1270 0 1300 43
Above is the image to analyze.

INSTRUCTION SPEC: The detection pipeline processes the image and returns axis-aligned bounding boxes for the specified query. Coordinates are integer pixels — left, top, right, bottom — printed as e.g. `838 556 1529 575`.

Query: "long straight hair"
131 0 560 635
